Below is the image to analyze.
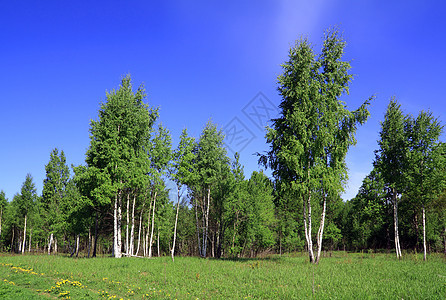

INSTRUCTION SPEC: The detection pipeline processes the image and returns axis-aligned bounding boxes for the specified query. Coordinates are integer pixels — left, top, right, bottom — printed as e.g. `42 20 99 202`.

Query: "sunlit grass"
0 252 445 299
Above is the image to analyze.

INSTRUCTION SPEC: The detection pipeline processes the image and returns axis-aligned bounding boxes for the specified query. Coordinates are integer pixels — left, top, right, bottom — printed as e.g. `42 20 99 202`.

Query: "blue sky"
1 1 445 202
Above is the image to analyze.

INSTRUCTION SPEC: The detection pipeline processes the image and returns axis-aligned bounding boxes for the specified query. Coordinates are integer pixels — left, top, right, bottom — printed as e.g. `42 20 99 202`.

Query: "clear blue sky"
1 1 445 202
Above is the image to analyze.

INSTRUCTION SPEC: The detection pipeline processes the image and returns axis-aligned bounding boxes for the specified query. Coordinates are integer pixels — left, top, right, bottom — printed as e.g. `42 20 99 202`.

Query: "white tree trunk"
48 233 53 255
203 188 211 258
148 191 157 258
55 238 58 254
22 215 27 254
393 191 402 259
171 188 181 262
126 192 130 256
136 206 143 256
75 234 80 257
303 192 315 263
315 195 327 264
422 205 427 261
157 228 160 257
114 190 122 258
130 194 136 256
117 197 122 258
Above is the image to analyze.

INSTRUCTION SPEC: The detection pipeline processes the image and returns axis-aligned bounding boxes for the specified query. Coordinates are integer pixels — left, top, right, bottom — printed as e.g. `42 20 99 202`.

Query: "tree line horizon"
1 29 445 263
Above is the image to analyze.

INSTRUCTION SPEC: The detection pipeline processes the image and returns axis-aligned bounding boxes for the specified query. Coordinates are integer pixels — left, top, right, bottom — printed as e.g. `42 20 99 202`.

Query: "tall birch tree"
405 110 444 260
18 174 37 254
260 28 371 264
86 75 158 258
374 98 407 259
170 128 197 261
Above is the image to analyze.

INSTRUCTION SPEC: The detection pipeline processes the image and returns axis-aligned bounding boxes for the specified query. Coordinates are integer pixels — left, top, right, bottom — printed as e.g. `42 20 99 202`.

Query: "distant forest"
1 29 445 263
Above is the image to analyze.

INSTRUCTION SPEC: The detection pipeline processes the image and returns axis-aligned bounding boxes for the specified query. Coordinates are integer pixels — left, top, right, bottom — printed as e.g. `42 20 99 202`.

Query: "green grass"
0 252 445 299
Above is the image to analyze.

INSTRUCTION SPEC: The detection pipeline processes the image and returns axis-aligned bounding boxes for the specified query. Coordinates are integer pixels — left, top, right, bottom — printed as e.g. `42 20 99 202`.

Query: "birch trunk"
75 234 80 257
55 238 58 254
117 196 122 258
126 192 130 256
136 207 143 256
171 187 180 262
114 190 122 258
203 187 211 258
114 193 118 257
48 233 53 255
130 194 136 256
22 214 27 254
315 195 327 264
157 228 160 257
303 192 315 263
393 190 402 259
422 205 427 261
148 191 157 258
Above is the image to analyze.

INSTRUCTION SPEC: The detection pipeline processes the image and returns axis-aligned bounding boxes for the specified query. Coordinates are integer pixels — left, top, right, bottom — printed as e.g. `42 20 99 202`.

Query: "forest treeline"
1 29 445 262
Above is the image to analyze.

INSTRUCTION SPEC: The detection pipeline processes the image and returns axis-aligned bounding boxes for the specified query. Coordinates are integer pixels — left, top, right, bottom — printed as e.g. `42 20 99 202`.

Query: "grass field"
0 252 445 299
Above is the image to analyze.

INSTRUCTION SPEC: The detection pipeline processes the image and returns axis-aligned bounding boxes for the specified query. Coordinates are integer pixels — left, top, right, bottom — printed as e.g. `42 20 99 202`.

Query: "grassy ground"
0 252 445 299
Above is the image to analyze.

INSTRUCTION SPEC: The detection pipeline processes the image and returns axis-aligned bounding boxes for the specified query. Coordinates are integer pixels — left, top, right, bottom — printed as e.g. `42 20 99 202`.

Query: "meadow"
0 252 445 299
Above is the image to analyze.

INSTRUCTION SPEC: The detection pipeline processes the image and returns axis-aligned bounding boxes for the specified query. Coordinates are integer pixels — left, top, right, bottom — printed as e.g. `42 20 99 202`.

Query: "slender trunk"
148 191 157 258
303 192 315 263
315 195 327 264
393 190 402 259
114 192 118 257
126 192 130 256
114 189 122 258
171 187 181 262
130 194 136 256
422 205 427 261
75 234 80 257
157 228 160 257
203 187 211 258
48 233 53 255
55 238 58 254
146 193 153 257
22 214 27 254
136 207 143 256
117 195 122 258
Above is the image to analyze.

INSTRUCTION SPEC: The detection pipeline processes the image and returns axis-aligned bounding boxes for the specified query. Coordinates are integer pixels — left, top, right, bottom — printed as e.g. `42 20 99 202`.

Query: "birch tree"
18 174 37 254
147 124 172 257
86 75 158 258
42 148 70 254
405 111 444 260
260 28 371 263
170 128 197 261
196 120 229 257
374 98 407 259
